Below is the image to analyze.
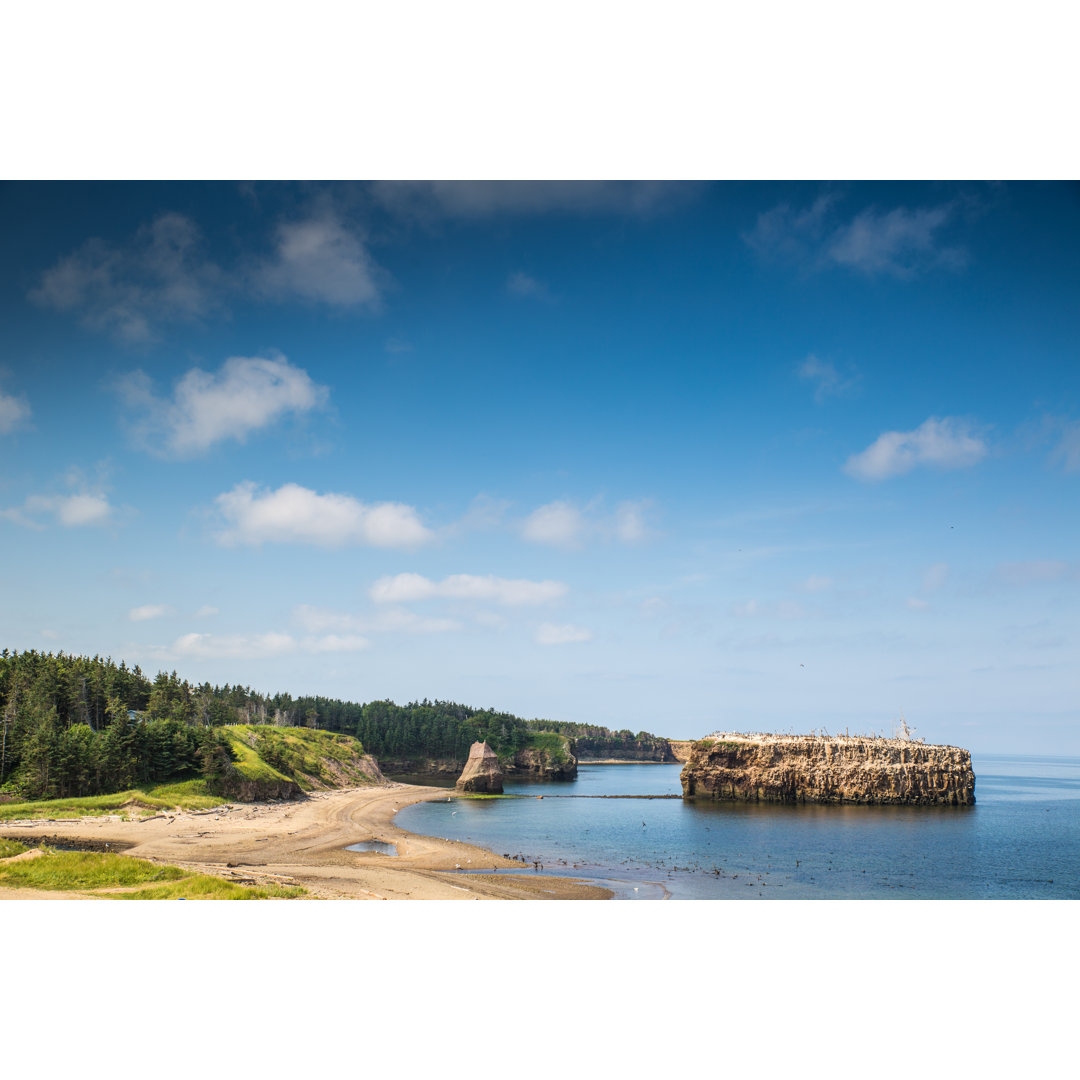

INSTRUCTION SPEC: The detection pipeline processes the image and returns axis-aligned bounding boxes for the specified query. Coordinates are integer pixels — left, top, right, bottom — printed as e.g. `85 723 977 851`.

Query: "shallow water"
345 840 398 856
396 755 1080 899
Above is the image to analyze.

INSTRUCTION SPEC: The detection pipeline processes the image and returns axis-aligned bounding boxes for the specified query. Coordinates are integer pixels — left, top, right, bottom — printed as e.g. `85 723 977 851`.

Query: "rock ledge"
681 733 975 805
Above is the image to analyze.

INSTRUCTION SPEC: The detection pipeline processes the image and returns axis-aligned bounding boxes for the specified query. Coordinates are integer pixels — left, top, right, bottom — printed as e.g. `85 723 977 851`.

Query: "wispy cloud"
907 562 949 610
730 599 805 619
0 382 31 433
996 561 1079 586
293 604 461 635
844 417 988 481
828 205 966 277
797 354 858 402
745 195 967 278
129 604 170 622
1048 419 1080 473
214 482 433 549
1 492 115 529
798 575 833 593
30 212 224 343
118 354 328 458
370 181 699 220
922 562 949 592
167 630 369 660
370 573 566 606
506 271 550 299
535 622 593 645
255 210 382 309
521 498 653 549
32 205 384 342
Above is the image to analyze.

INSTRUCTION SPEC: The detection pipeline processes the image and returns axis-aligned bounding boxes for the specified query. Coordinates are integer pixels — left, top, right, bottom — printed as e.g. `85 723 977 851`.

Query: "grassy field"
0 838 28 858
0 779 227 821
0 848 305 899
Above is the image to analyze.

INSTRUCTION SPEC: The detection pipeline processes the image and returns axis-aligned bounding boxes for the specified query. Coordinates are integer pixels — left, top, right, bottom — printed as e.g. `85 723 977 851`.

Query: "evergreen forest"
0 649 671 802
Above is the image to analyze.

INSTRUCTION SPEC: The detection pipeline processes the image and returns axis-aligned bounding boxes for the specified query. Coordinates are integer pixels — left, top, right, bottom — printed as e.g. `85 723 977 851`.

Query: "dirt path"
0 782 611 900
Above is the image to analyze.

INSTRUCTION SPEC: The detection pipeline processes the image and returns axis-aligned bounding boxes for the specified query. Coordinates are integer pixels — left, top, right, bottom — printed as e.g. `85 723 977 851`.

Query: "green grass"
0 850 188 890
223 725 374 790
118 875 305 900
0 779 227 821
525 731 572 755
0 848 306 899
0 838 28 858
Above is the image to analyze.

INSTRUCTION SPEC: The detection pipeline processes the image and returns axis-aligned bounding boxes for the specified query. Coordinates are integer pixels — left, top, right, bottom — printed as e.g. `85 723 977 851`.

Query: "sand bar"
0 782 612 900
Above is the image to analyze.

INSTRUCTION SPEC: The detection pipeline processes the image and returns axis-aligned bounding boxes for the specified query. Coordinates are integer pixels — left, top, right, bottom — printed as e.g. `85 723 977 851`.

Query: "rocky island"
681 732 975 805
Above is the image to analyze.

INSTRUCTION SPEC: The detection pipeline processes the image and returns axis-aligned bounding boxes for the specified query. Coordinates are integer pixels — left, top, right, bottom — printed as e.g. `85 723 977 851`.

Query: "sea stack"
456 740 504 793
681 733 975 805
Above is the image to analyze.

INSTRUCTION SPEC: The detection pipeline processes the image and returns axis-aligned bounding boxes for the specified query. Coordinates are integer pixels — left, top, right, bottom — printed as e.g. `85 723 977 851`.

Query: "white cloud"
370 573 567 606
119 354 328 457
731 598 804 619
742 195 836 263
30 212 223 342
1049 421 1080 472
215 482 432 549
535 622 593 645
522 501 584 547
844 417 988 481
996 561 1078 586
797 355 857 402
506 272 550 299
129 604 170 622
613 501 649 543
256 212 381 309
521 498 652 548
828 205 966 278
0 385 31 433
31 205 385 342
1 492 114 529
169 630 368 660
745 196 966 279
922 562 949 592
370 181 698 220
293 604 461 635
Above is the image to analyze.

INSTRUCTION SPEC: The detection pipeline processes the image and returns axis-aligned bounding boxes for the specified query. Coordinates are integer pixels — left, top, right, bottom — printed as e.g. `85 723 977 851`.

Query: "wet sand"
0 782 612 900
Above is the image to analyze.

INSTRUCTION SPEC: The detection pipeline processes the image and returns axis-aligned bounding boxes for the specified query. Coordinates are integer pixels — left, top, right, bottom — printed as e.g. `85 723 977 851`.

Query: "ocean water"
395 756 1080 899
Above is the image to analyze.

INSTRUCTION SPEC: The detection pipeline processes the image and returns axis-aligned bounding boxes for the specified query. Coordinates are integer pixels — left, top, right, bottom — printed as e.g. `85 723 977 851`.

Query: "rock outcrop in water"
456 741 504 793
681 733 975 805
510 739 577 779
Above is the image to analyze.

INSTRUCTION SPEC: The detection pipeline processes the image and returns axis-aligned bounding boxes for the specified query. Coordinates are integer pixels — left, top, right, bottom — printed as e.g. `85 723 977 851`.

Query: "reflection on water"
396 756 1080 899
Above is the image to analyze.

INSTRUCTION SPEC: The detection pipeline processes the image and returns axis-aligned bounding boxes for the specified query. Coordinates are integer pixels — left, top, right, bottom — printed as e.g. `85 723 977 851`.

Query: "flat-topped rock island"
681 732 975 805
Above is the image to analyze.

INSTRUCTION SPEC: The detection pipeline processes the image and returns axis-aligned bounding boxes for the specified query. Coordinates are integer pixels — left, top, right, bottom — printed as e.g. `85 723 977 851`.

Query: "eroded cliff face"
510 744 577 779
456 741 504 793
681 734 975 805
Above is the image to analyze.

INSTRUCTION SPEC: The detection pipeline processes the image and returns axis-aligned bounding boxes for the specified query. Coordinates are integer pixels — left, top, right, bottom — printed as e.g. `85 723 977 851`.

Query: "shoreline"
576 759 684 765
0 782 613 900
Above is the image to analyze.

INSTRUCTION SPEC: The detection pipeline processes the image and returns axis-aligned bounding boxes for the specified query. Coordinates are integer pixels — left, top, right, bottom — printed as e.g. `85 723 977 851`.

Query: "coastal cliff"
456 741 504 793
382 732 577 781
681 733 975 805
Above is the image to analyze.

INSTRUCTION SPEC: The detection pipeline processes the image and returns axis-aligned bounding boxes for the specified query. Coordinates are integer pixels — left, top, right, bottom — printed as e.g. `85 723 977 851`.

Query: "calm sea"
394 755 1080 899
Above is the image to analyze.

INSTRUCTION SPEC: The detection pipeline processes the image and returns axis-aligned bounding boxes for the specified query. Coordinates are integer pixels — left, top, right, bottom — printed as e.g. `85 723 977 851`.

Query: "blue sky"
1 181 1077 752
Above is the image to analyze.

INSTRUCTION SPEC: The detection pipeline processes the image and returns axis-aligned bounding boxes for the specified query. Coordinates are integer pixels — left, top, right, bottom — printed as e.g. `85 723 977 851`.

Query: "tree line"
0 649 669 801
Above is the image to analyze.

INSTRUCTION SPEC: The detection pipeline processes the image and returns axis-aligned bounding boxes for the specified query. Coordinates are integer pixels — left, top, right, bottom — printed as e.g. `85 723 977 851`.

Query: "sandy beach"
0 782 612 900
